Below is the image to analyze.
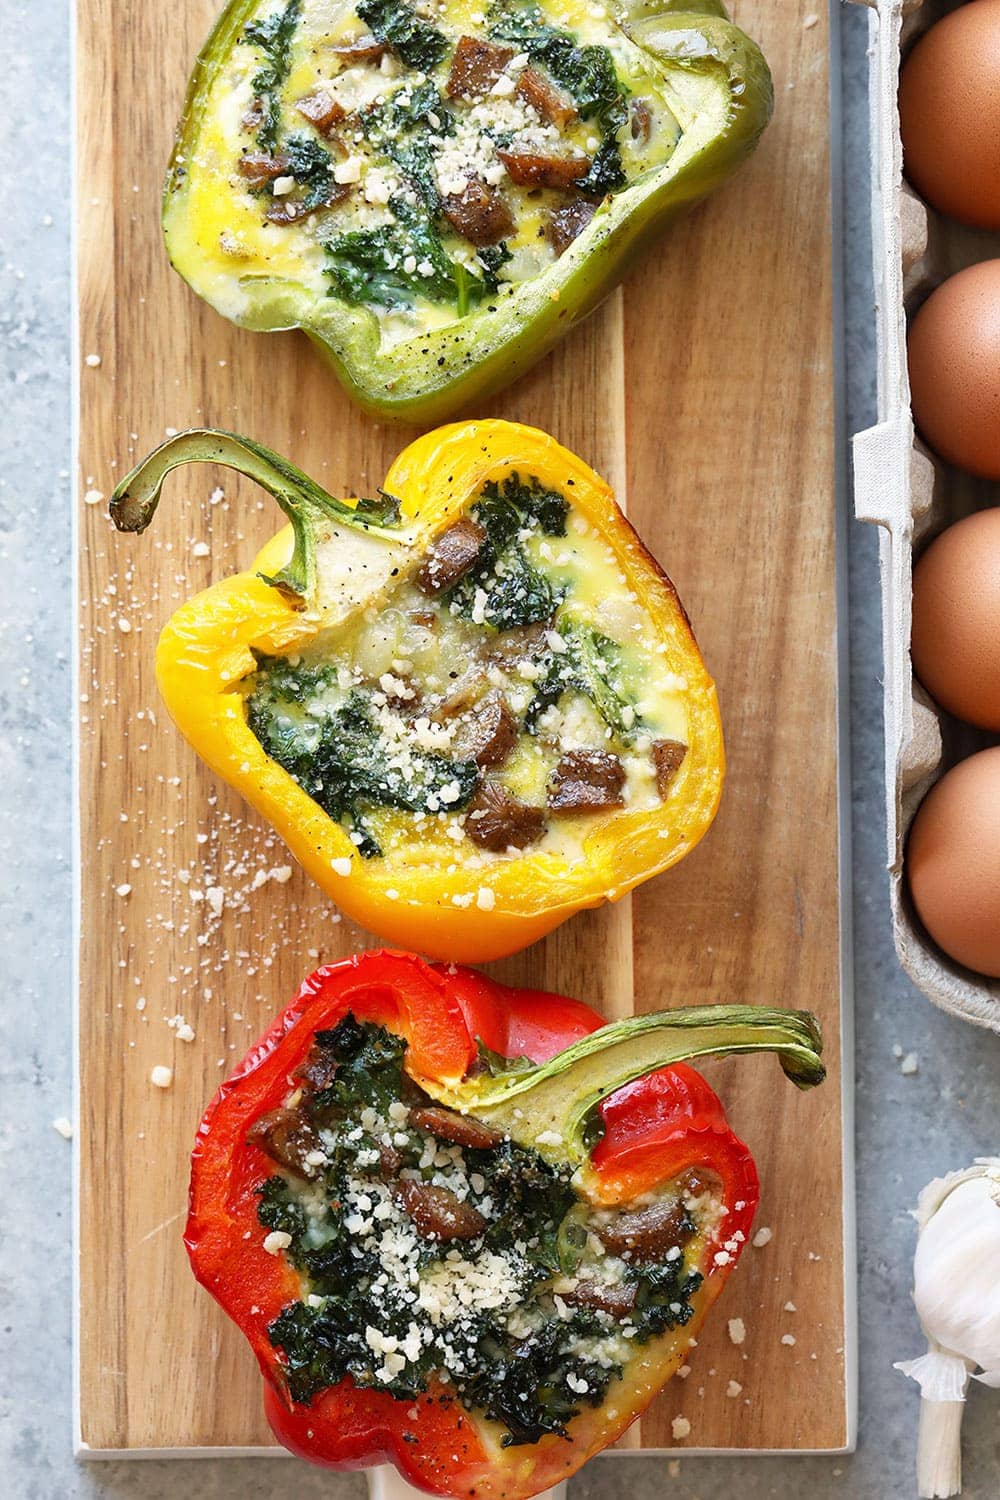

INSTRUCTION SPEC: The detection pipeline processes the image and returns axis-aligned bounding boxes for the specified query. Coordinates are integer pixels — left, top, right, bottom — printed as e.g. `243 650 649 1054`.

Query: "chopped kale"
257 1019 703 1442
242 0 301 150
308 1015 418 1118
445 474 569 629
462 1320 617 1445
489 2 626 129
476 1139 577 1273
477 241 512 293
525 619 640 740
258 1175 308 1241
245 677 479 849
576 125 627 197
356 0 448 71
281 132 335 210
364 83 454 213
489 2 628 197
325 197 486 312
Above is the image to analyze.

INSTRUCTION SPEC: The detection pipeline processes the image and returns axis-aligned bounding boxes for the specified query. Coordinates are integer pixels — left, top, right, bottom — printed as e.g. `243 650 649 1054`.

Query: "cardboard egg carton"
851 0 1000 1031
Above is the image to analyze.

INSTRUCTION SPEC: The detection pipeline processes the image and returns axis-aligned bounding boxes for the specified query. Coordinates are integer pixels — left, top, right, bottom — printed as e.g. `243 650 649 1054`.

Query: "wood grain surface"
76 0 847 1457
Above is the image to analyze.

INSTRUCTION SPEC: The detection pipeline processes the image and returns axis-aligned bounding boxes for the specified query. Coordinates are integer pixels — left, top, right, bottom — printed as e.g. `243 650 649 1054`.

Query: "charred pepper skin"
185 950 825 1498
109 420 725 963
163 1 773 423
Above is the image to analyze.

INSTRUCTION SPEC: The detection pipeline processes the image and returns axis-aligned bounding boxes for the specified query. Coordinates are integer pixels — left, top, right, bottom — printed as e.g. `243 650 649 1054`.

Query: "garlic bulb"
895 1158 1000 1498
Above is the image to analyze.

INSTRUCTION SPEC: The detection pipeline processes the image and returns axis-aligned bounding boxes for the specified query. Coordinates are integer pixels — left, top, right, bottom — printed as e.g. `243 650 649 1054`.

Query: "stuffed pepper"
186 950 824 1495
165 0 772 421
110 420 723 962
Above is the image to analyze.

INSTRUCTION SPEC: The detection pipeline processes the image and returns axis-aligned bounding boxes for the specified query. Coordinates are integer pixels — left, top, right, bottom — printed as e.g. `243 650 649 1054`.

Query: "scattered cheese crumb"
150 1065 173 1089
85 352 102 368
784 1301 797 1313
116 883 132 898
263 1230 293 1255
671 1416 691 1441
191 540 210 558
752 1226 772 1248
117 616 132 634
53 1116 73 1139
728 1318 746 1345
900 1052 919 1076
331 857 352 877
726 1380 743 1398
781 1334 797 1347
83 488 104 506
334 157 363 184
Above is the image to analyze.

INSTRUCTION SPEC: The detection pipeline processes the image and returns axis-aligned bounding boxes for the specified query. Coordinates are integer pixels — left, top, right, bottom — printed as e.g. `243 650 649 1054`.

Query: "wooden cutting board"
76 0 851 1459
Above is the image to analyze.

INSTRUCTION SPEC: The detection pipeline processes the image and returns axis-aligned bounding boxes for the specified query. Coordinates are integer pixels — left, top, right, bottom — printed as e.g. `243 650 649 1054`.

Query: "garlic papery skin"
894 1159 1000 1498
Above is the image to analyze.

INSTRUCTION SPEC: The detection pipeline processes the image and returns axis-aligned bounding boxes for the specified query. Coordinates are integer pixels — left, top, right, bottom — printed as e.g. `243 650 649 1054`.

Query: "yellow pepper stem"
109 427 400 601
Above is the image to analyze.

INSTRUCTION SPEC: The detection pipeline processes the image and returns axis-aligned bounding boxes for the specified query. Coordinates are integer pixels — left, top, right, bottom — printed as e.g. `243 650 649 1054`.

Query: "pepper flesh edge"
163 2 773 423
152 420 724 962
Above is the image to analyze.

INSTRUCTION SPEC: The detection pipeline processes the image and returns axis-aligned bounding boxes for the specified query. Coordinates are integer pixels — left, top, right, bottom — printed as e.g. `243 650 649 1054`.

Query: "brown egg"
900 0 1000 228
907 748 1000 978
912 508 1000 730
908 262 1000 478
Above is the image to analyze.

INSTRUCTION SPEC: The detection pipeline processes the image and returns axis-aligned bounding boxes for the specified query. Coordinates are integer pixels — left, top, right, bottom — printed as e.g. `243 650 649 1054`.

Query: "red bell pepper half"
186 950 824 1498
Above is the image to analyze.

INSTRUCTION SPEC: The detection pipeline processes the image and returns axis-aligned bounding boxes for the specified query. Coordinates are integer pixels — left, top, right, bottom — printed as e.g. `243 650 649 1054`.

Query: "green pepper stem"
443 1006 824 1165
108 428 400 602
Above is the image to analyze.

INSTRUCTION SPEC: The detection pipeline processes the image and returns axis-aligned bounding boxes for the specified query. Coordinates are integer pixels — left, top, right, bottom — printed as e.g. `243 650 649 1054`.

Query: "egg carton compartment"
852 0 1000 1032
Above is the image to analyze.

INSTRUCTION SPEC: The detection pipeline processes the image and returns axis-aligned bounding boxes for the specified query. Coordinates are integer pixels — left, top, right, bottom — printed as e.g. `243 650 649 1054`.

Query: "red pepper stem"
108 428 401 601
435 1004 824 1167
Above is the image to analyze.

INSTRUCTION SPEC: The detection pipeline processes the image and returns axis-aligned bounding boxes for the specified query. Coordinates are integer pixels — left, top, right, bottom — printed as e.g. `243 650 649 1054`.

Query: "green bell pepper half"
164 0 773 424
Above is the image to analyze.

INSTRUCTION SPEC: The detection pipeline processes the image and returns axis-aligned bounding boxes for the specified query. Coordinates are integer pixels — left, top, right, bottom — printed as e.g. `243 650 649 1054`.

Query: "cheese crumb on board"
150 1065 173 1089
728 1317 746 1345
670 1416 691 1440
751 1226 772 1248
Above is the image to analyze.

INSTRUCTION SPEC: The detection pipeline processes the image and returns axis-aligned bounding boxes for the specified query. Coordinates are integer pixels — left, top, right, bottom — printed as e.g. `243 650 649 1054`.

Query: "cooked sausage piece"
418 518 487 595
294 1040 340 1092
558 1280 637 1316
329 33 387 63
247 1107 325 1177
443 177 515 248
409 1105 504 1150
517 66 577 127
497 148 591 189
453 690 519 769
238 151 290 189
595 1200 693 1262
630 97 653 143
394 1179 488 1241
242 97 265 131
546 196 598 256
483 620 552 667
548 749 625 814
296 88 346 134
651 738 687 797
465 781 546 851
447 35 515 99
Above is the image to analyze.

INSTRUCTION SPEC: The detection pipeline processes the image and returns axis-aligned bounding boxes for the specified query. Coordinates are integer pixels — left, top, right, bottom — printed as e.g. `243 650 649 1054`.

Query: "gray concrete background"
2 1 998 1496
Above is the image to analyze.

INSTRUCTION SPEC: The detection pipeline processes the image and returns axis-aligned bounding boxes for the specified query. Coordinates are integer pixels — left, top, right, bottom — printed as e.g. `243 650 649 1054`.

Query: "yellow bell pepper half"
110 420 723 961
